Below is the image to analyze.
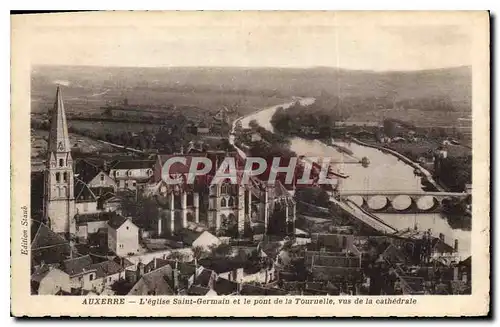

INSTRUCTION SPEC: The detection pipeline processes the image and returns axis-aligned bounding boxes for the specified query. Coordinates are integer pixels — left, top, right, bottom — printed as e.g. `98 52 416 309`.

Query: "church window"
56 172 61 183
228 197 234 207
57 187 61 197
63 172 68 182
61 186 67 197
221 182 230 195
59 159 64 167
221 198 227 207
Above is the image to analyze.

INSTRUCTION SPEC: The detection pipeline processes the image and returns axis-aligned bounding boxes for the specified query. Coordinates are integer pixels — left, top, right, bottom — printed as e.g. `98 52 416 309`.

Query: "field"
32 65 472 128
31 129 117 171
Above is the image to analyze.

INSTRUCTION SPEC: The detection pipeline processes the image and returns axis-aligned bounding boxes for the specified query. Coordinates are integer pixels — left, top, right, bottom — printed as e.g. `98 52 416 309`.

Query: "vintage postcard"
11 11 490 317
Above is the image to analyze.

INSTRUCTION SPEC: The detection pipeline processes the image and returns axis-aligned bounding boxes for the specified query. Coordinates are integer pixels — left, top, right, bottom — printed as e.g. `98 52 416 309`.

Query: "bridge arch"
392 195 413 211
416 195 439 211
346 195 364 207
367 196 389 211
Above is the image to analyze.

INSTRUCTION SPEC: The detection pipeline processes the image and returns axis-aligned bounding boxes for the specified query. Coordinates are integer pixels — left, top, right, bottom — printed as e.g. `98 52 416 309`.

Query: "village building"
61 255 96 291
74 211 116 242
127 264 175 296
109 160 155 191
147 152 296 237
31 265 71 295
31 220 75 268
177 229 221 251
107 214 140 257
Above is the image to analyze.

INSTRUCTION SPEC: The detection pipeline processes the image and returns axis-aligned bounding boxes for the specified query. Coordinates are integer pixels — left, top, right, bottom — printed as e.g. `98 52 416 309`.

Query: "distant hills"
31 65 471 117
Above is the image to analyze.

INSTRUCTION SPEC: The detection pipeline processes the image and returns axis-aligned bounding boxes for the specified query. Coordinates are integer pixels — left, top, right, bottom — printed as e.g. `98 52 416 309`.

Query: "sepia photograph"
11 11 490 317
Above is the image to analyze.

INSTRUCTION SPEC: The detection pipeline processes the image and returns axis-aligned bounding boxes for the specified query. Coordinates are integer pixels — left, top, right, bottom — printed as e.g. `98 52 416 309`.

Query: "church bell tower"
43 86 76 236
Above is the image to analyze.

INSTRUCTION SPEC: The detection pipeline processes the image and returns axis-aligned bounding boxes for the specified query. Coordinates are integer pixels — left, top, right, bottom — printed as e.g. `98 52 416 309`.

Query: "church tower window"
228 197 234 207
56 172 61 183
221 182 230 195
221 198 227 207
59 159 64 167
63 172 68 182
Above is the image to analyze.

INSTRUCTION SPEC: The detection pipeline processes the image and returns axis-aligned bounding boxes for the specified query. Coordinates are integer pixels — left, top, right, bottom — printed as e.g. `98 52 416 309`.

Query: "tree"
210 243 232 258
248 119 259 130
383 119 398 138
192 246 206 261
168 251 186 262
119 194 160 230
295 187 330 208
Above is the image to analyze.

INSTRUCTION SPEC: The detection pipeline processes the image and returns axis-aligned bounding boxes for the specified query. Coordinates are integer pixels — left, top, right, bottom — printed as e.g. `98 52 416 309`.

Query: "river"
240 99 471 257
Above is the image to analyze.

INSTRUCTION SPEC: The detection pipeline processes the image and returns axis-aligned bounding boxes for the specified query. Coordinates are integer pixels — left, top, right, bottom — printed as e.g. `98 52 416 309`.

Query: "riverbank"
348 137 446 192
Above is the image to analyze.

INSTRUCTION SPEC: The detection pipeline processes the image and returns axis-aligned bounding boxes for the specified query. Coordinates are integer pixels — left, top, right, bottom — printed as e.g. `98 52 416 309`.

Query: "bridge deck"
339 191 468 197
329 197 398 234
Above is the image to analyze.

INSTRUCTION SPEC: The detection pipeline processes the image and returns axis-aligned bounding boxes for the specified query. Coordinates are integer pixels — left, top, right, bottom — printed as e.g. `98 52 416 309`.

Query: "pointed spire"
48 86 71 153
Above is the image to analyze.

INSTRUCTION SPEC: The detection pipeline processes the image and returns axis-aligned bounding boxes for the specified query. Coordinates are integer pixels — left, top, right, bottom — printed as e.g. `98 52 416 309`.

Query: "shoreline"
347 137 446 192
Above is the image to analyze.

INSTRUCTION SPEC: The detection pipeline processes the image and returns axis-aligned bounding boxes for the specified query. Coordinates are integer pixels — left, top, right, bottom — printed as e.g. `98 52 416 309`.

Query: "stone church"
43 86 76 235
41 86 296 239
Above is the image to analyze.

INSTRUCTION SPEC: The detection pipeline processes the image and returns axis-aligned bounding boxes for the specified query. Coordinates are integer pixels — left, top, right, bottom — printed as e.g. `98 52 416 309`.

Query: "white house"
31 265 71 295
85 260 129 293
87 171 117 191
107 214 140 257
178 229 221 252
61 255 97 291
109 160 155 191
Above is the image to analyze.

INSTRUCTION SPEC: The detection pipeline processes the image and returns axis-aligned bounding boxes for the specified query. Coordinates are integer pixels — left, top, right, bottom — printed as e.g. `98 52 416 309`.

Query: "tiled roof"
187 285 211 295
113 256 134 268
198 258 246 274
214 277 238 295
31 220 68 249
195 268 215 288
311 233 353 252
88 260 124 279
239 284 288 296
107 214 130 230
432 238 456 254
311 266 363 282
74 178 97 203
306 254 360 268
74 158 108 183
76 211 117 224
31 220 74 266
177 229 203 246
128 265 175 296
111 160 155 170
166 261 197 277
157 154 209 175
89 186 115 198
31 264 62 283
62 255 94 277
145 258 170 273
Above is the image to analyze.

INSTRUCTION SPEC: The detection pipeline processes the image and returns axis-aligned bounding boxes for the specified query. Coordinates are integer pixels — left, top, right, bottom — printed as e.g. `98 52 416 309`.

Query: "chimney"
172 263 179 293
136 262 144 280
454 239 459 252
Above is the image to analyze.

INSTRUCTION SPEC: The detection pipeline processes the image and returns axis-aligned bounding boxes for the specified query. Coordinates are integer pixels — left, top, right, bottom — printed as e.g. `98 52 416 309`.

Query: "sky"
23 12 472 71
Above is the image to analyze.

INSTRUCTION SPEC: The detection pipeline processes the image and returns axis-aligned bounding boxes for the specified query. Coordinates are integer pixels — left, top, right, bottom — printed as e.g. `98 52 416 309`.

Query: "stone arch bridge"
337 190 470 214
